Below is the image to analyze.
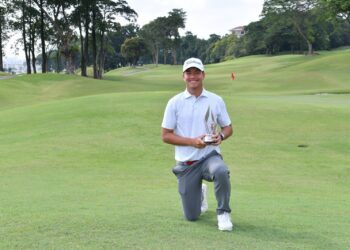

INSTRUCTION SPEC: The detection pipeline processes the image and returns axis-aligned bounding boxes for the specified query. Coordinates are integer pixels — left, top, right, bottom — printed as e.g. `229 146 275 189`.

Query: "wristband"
220 132 225 141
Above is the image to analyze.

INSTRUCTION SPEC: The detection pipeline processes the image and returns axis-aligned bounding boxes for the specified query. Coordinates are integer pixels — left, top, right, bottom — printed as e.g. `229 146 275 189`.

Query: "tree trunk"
56 49 61 73
24 40 31 74
293 19 313 55
62 45 74 74
92 6 98 79
0 21 3 72
154 44 159 67
97 30 106 79
28 0 36 73
163 49 167 65
78 15 86 77
83 3 90 76
307 40 313 55
30 31 37 73
84 21 89 76
22 1 31 74
172 48 177 65
31 47 37 73
39 0 46 73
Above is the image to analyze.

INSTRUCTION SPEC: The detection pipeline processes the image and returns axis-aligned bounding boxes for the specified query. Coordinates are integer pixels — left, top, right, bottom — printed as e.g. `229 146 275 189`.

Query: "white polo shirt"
162 88 232 162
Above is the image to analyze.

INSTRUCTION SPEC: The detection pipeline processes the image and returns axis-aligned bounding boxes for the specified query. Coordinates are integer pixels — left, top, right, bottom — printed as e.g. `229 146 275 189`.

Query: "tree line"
0 0 349 78
0 0 137 78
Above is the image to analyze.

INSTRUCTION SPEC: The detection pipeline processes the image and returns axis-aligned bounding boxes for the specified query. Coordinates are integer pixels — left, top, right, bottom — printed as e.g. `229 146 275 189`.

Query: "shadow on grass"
195 212 337 248
234 221 337 249
309 91 350 95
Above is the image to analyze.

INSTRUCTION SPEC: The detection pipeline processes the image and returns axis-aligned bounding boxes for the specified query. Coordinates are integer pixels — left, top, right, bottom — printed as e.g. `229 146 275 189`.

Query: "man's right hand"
191 135 207 148
162 128 207 148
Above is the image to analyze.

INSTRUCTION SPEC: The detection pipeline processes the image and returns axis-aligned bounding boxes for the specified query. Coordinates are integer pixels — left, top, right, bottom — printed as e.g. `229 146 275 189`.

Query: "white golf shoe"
201 183 208 214
217 212 233 231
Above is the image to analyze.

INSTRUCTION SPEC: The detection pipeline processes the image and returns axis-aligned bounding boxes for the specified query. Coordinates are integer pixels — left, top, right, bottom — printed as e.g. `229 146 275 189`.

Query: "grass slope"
0 49 349 249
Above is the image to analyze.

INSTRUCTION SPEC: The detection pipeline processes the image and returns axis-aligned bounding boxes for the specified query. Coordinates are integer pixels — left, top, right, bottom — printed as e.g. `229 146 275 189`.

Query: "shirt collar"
184 88 209 99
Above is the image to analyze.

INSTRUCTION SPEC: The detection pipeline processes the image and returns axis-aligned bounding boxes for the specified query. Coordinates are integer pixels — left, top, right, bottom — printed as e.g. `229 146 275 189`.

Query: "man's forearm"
162 132 193 146
221 125 233 140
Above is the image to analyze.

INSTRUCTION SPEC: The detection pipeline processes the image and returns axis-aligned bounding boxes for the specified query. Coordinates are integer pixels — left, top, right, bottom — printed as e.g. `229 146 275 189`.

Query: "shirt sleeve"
161 98 176 130
217 98 231 127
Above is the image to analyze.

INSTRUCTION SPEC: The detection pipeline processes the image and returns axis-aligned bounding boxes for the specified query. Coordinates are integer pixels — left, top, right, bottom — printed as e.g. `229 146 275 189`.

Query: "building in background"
230 26 246 38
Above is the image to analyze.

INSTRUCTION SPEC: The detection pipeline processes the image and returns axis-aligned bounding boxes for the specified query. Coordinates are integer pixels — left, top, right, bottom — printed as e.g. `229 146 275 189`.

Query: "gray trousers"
172 151 231 221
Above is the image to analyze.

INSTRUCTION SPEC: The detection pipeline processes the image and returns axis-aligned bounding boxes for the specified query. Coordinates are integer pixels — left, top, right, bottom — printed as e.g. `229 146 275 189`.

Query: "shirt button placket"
191 97 199 136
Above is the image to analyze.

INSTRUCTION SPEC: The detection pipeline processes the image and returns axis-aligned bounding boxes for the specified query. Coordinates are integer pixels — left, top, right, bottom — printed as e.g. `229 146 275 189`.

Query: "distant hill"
1 48 349 110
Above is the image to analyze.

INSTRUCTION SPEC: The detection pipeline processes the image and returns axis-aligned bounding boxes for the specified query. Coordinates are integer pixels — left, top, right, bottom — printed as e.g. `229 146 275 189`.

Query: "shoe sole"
218 226 233 231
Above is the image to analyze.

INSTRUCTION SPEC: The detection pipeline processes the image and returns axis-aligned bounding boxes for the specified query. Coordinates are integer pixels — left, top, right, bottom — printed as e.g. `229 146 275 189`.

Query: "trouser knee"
184 212 200 221
181 195 201 221
214 166 230 181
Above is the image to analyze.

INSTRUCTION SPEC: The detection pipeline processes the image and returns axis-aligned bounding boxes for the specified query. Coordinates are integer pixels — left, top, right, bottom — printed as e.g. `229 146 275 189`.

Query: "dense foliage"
1 0 349 77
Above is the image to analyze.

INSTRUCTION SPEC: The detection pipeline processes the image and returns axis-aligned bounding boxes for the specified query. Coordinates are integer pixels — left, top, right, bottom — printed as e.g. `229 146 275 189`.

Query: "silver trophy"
203 106 217 144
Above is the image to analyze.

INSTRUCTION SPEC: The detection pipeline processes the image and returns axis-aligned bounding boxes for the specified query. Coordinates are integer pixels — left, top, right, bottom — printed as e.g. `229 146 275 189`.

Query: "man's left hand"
211 133 222 145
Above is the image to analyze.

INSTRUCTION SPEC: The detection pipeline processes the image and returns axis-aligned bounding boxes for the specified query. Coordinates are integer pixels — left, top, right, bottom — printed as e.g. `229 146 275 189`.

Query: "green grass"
0 72 11 76
0 49 349 249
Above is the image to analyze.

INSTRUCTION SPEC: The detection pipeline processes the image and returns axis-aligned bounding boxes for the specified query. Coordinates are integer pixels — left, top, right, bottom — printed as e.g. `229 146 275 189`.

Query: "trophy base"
203 135 215 144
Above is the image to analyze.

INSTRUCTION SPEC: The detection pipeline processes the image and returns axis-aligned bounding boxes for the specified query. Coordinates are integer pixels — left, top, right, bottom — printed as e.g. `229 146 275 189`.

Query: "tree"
39 0 46 72
0 1 10 72
31 1 79 74
107 23 139 69
0 7 3 71
165 8 186 64
179 32 206 63
70 0 92 77
33 0 47 73
121 37 146 66
25 1 41 74
8 0 34 74
242 21 267 55
262 13 304 54
139 17 167 66
207 34 237 63
319 0 350 22
90 0 137 79
262 0 318 55
139 9 186 65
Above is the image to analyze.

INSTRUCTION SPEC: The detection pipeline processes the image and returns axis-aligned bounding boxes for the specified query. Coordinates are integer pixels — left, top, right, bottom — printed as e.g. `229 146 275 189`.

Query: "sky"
124 0 265 38
4 0 265 63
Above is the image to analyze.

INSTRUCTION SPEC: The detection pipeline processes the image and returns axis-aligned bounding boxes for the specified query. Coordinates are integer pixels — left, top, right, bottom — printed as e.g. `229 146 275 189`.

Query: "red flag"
231 71 235 80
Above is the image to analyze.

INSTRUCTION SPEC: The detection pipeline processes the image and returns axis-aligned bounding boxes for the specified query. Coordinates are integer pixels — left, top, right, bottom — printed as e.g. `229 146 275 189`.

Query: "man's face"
183 67 205 89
